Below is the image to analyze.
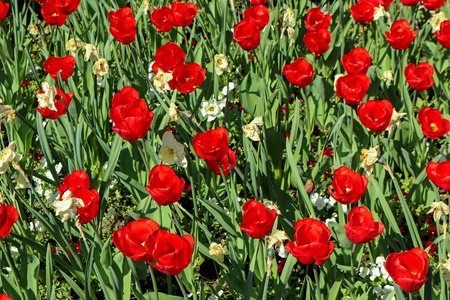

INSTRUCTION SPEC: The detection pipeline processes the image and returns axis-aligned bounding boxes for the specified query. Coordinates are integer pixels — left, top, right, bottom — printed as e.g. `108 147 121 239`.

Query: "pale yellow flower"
0 100 15 123
27 23 40 36
265 201 281 215
283 9 296 27
214 54 230 76
0 142 22 174
169 103 181 124
209 242 227 263
12 172 27 189
66 38 83 55
142 0 150 14
243 116 264 141
266 230 289 257
93 58 110 78
381 70 394 86
153 70 173 93
373 6 386 21
158 131 187 168
54 190 84 222
442 253 450 282
360 147 379 176
430 12 447 33
390 109 406 127
428 201 450 222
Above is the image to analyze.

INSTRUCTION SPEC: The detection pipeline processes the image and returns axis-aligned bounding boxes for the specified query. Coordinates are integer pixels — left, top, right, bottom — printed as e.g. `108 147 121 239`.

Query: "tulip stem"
409 292 413 300
300 87 311 142
169 204 183 236
218 163 231 202
412 90 417 110
351 243 356 279
148 264 159 300
128 44 140 74
350 106 354 149
313 264 323 300
175 275 189 300
136 140 150 174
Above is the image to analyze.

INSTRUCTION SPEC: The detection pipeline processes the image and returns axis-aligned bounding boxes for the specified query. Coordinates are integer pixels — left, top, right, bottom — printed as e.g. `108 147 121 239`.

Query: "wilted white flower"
84 43 99 61
243 116 264 141
360 147 379 176
36 82 57 111
54 190 84 222
158 131 187 168
65 38 83 55
430 12 447 33
214 54 230 75
168 102 181 123
12 172 27 189
142 0 150 14
283 8 296 27
0 142 22 174
153 70 173 93
373 6 386 21
381 70 394 86
93 58 109 78
200 98 226 122
28 22 40 36
442 253 450 282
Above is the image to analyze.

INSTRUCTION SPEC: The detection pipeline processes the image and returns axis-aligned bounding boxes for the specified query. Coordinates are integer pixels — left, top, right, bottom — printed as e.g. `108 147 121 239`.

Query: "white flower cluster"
359 256 394 299
310 192 337 210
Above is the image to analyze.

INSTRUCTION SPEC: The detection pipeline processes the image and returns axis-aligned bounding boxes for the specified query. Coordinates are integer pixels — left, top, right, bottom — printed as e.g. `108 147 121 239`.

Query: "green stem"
136 140 150 174
313 264 323 300
128 44 140 74
351 243 356 279
218 163 231 201
148 264 160 300
300 87 311 142
412 90 417 110
169 203 183 235
0 241 26 299
377 133 382 157
409 292 413 300
350 106 354 149
175 275 189 300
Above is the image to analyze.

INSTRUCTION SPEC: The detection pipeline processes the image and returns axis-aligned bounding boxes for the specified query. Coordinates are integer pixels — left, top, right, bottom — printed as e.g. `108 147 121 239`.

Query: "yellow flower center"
430 123 439 132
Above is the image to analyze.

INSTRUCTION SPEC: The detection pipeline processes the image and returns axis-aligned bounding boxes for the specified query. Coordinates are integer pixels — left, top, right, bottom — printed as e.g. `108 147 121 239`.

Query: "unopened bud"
304 180 314 193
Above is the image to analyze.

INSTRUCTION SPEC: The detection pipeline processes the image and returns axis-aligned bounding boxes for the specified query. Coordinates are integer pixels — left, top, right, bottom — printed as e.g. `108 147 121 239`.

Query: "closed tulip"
435 20 450 48
108 7 137 45
385 20 417 50
151 6 174 32
239 199 277 239
43 56 76 82
243 5 270 31
233 20 261 51
344 206 384 244
303 29 331 57
304 7 332 32
146 165 185 205
193 127 229 162
0 202 18 238
0 1 10 20
341 47 372 74
335 73 370 105
152 42 186 74
285 218 334 265
426 161 450 191
404 62 434 91
350 0 375 23
282 57 314 87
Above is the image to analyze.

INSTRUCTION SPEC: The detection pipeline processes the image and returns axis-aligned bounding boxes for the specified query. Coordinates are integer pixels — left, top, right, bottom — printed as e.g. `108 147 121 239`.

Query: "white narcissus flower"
168 102 181 124
214 54 230 75
65 38 83 54
12 172 27 189
158 131 187 168
54 190 84 222
360 146 379 176
200 98 226 122
0 142 23 174
430 12 447 33
373 5 386 21
153 70 173 93
36 82 57 111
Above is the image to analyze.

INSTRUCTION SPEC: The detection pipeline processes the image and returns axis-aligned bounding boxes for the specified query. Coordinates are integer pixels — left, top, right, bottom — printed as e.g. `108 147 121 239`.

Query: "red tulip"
304 7 332 32
401 0 421 5
239 199 277 239
370 0 394 8
108 8 137 45
344 206 384 244
41 0 67 26
385 247 428 292
250 0 268 4
146 165 185 205
168 62 205 93
72 187 100 224
151 6 174 32
385 20 417 50
303 29 331 57
350 0 375 23
404 62 434 92
109 87 154 141
341 47 371 74
0 202 18 238
171 2 198 27
328 166 369 204
0 1 10 20
152 42 186 74
426 161 450 191
422 0 445 10
43 56 76 81
233 20 261 51
243 5 270 31
112 219 159 262
285 218 334 265
193 127 229 161
206 148 236 176
335 73 370 105
418 107 450 139
435 20 450 48
57 170 90 196
0 295 12 300
53 0 81 15
282 57 314 87
357 100 393 133
36 86 73 120
147 229 195 275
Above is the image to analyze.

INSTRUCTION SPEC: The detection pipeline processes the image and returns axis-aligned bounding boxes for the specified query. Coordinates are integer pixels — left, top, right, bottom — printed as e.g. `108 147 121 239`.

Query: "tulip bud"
304 179 314 193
